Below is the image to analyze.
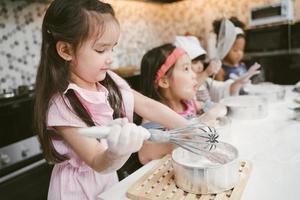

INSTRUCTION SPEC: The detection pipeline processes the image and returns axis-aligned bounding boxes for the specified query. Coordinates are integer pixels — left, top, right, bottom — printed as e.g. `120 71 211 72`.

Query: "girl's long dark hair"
34 0 124 164
140 43 176 101
135 43 176 124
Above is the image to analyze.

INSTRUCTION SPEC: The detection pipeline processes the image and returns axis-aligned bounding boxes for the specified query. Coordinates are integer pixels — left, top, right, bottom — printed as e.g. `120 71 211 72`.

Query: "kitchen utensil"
211 18 236 89
220 95 268 120
216 18 236 60
172 143 239 194
289 106 300 112
244 83 286 103
77 123 226 164
293 111 300 121
288 105 300 121
189 116 232 143
126 155 252 199
148 124 227 164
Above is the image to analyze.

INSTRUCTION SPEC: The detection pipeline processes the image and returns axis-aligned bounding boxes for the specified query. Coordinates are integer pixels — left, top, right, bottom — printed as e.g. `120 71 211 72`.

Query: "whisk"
78 122 225 164
148 123 228 164
148 123 218 150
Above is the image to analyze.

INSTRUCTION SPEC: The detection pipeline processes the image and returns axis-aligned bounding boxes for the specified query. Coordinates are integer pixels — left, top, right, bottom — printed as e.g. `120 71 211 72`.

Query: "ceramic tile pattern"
0 0 299 90
0 1 46 91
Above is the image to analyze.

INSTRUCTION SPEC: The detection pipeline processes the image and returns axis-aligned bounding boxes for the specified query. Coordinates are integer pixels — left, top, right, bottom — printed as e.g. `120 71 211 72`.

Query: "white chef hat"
174 36 207 60
235 27 244 35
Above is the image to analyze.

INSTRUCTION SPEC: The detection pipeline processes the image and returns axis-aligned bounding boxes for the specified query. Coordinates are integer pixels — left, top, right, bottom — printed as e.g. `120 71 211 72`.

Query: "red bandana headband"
154 48 186 85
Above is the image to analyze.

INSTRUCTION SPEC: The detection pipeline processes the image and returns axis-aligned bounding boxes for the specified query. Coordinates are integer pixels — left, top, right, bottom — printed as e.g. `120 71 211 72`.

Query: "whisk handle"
78 126 172 143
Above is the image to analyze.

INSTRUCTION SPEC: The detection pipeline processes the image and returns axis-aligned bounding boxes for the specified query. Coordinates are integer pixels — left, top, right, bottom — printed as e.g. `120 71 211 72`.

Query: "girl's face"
191 60 204 74
166 54 198 100
224 37 245 66
70 19 120 90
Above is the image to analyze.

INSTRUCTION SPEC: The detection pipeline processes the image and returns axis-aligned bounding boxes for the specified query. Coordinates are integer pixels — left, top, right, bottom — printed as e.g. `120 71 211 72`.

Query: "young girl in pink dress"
137 43 227 164
34 1 188 199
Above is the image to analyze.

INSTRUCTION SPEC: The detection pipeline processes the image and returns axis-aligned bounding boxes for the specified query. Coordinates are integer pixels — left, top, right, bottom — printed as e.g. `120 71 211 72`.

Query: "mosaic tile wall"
0 0 299 91
0 1 46 91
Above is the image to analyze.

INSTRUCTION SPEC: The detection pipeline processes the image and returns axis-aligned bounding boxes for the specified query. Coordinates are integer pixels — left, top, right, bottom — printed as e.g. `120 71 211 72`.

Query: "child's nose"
105 51 113 65
105 57 112 65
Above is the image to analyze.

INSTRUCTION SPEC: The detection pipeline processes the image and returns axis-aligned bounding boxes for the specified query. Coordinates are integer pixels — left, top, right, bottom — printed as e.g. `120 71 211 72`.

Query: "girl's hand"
106 123 150 156
205 59 222 76
229 63 261 95
238 62 261 84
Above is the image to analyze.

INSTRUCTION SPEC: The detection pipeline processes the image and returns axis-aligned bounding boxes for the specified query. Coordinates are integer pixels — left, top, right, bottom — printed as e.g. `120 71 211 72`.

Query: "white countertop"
99 86 300 200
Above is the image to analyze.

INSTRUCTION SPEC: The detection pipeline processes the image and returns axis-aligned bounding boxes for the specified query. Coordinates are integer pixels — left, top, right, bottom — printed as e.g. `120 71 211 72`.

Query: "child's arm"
206 78 233 102
215 68 225 81
133 90 189 129
133 90 189 164
196 60 221 87
229 63 261 95
54 122 149 173
195 99 227 122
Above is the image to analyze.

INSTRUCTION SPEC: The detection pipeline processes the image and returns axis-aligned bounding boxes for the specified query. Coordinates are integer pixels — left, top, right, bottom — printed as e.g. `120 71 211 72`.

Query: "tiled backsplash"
0 0 299 91
0 1 46 91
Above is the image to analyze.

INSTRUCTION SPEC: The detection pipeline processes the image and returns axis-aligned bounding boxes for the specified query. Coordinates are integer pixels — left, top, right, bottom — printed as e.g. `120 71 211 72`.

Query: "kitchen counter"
99 86 300 200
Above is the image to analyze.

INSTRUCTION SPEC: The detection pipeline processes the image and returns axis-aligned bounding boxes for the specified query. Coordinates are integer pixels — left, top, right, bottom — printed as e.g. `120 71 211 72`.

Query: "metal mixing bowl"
244 83 286 103
171 142 239 194
220 95 268 120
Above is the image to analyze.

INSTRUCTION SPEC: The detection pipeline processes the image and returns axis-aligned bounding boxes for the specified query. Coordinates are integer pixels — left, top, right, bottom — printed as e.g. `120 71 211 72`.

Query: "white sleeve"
207 78 234 102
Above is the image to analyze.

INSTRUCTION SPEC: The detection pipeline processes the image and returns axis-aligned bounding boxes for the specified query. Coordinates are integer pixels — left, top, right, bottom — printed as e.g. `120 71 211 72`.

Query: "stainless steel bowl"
172 142 239 194
291 106 300 121
220 95 268 120
244 83 285 103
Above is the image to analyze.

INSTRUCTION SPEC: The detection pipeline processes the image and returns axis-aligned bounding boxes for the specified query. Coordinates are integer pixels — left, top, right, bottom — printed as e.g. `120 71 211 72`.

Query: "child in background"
213 17 260 82
34 1 188 199
174 35 261 102
138 43 226 164
139 43 227 120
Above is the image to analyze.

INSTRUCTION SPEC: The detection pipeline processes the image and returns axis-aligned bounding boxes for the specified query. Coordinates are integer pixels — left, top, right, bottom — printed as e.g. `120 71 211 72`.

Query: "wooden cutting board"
126 155 252 200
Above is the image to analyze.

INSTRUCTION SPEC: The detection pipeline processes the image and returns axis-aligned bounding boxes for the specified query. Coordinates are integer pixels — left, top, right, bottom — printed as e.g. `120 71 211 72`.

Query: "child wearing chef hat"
212 17 261 82
174 35 261 102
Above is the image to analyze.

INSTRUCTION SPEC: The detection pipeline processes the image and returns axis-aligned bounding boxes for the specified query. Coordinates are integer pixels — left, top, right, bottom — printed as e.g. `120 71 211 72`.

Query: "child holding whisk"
34 0 189 199
137 43 226 164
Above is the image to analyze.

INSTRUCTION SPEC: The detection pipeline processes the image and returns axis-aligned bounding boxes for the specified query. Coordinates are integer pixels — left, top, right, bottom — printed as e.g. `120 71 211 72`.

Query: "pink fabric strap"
154 48 186 85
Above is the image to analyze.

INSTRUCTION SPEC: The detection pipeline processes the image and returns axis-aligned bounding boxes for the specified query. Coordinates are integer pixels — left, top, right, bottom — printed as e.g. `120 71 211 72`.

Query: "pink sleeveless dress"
46 71 134 200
